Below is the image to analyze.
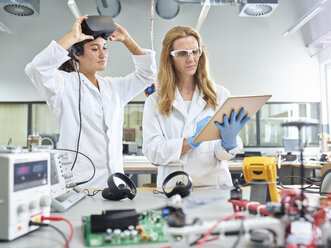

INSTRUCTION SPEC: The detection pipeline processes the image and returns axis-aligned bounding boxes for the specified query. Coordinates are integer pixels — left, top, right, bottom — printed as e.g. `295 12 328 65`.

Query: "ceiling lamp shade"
156 0 180 19
95 0 121 18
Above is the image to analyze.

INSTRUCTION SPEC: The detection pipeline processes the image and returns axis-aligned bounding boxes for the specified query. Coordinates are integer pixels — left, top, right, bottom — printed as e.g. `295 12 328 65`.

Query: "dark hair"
58 59 76 72
58 34 108 73
58 40 89 72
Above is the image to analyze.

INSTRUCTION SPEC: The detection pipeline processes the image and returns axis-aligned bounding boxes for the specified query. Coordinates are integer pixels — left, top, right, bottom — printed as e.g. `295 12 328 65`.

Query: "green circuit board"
83 211 168 246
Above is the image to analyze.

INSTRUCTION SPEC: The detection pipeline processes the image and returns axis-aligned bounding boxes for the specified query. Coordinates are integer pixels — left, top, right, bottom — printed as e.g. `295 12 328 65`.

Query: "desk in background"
123 156 244 186
123 156 157 186
230 159 325 185
123 156 326 185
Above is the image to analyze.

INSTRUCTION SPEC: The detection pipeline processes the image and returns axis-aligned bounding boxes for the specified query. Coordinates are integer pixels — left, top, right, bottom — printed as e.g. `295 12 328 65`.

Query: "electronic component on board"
83 209 168 246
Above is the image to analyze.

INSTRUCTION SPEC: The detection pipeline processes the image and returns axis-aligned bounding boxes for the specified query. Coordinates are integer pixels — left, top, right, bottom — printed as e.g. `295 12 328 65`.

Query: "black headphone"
162 171 193 198
68 44 83 61
102 173 137 201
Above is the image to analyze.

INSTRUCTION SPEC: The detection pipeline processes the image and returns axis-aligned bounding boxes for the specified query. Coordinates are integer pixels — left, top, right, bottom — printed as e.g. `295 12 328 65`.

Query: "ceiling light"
282 1 326 37
196 0 211 31
68 0 81 20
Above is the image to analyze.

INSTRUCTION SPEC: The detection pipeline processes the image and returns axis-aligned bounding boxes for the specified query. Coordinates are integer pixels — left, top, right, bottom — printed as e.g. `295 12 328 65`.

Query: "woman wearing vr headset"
143 26 250 187
25 16 157 188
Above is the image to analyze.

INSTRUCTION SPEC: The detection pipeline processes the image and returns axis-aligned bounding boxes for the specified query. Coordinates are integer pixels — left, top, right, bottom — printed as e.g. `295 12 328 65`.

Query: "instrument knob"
29 200 39 210
40 195 52 207
17 203 28 214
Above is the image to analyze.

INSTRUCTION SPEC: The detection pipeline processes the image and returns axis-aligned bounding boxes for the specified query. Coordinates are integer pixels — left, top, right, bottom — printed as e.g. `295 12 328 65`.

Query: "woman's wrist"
57 32 79 51
123 36 145 55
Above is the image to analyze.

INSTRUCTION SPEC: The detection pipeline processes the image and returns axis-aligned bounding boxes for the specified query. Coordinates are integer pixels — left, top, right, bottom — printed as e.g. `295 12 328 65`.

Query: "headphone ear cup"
173 187 190 198
162 171 193 198
101 187 113 200
102 173 137 201
68 45 82 61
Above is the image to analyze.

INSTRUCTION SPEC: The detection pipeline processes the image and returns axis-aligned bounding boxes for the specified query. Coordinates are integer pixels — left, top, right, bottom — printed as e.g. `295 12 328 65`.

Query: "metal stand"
281 120 318 219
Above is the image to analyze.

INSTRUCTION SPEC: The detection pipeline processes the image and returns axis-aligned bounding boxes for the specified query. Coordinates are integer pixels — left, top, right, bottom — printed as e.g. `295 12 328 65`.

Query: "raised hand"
214 108 251 150
71 15 94 43
107 24 130 43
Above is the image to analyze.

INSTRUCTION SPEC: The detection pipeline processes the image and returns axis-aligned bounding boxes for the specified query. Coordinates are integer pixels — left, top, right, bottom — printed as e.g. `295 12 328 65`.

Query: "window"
0 101 320 149
123 102 144 147
239 102 320 147
31 103 60 146
239 115 257 146
0 104 28 146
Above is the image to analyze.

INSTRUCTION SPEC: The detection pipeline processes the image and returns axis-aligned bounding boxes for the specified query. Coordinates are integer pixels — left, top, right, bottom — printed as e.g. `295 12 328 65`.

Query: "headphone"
162 171 193 198
102 173 137 201
68 44 83 61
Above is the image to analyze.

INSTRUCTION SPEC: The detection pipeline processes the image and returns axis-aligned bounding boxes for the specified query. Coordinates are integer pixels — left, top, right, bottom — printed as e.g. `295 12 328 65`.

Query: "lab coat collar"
173 87 188 118
173 85 206 120
187 86 206 124
79 72 102 96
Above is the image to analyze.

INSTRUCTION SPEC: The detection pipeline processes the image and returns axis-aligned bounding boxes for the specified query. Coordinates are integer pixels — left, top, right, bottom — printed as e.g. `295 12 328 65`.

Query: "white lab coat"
143 84 243 187
25 40 157 188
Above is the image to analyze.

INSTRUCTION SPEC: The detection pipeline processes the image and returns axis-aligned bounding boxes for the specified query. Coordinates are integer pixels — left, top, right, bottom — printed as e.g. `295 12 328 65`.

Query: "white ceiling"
0 0 328 102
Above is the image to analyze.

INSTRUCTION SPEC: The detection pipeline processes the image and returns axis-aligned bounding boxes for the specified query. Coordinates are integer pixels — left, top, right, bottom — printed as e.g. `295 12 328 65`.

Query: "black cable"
278 182 314 190
231 217 244 248
55 148 95 186
153 189 164 195
29 221 69 248
284 175 321 185
71 62 83 171
84 189 102 196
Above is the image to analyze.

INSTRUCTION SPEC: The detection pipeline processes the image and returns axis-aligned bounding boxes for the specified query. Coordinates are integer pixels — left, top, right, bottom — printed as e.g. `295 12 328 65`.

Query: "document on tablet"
193 94 272 143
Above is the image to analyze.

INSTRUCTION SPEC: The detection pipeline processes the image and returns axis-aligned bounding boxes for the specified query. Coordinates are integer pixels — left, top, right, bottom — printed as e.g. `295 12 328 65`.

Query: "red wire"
197 212 244 248
61 217 74 245
41 216 74 248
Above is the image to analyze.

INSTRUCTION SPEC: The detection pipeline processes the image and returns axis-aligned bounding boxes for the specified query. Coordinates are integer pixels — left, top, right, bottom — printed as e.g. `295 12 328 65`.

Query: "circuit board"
83 211 168 246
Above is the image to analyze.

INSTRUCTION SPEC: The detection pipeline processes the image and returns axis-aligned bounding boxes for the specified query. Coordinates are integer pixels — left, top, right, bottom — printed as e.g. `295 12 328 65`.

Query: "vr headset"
69 15 117 59
82 15 117 38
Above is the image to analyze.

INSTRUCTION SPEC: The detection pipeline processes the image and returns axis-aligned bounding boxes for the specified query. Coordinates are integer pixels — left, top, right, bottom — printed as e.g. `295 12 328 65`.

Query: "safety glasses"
170 47 202 58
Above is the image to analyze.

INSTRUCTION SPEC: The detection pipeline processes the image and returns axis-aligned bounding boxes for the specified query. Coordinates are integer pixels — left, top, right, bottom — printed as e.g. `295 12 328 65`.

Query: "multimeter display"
14 160 48 192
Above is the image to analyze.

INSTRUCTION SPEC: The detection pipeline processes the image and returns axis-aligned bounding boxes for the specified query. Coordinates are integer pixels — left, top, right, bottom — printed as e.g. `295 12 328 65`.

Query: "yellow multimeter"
243 156 279 203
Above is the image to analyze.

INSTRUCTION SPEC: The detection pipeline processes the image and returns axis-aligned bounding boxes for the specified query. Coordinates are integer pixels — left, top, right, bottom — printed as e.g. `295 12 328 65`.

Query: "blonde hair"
157 26 218 116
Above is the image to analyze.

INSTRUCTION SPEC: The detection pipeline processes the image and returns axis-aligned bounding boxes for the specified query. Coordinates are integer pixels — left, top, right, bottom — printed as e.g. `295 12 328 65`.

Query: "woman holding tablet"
142 26 250 187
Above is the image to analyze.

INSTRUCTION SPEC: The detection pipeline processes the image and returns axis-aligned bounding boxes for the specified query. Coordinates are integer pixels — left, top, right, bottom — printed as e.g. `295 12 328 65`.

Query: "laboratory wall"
0 0 321 103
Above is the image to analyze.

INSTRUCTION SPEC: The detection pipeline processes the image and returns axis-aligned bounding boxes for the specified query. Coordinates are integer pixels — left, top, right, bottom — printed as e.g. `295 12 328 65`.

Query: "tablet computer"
193 94 272 143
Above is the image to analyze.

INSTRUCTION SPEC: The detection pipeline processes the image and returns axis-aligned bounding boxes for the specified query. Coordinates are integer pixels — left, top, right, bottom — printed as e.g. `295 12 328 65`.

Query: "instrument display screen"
14 160 48 192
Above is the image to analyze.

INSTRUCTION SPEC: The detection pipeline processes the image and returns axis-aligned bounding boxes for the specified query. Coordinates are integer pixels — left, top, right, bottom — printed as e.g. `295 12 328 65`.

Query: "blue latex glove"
214 108 251 149
188 116 212 150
